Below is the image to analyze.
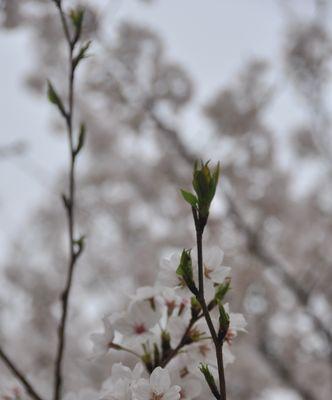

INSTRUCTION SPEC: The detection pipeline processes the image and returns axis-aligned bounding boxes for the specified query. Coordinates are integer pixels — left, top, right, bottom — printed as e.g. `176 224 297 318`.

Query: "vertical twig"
51 1 86 399
192 207 226 400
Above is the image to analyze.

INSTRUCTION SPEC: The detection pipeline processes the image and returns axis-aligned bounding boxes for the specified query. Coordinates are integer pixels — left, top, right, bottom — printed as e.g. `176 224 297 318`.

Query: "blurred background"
0 0 332 399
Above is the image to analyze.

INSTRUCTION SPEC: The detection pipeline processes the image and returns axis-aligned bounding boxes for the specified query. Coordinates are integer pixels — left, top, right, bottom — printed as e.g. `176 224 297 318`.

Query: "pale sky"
0 0 322 259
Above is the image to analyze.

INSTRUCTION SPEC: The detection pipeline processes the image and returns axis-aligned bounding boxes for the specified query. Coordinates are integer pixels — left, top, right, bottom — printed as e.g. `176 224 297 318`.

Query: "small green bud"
176 249 197 294
73 235 85 258
215 277 231 303
141 352 153 373
69 7 85 31
73 40 91 70
218 303 230 340
199 363 220 399
192 160 220 218
47 80 66 118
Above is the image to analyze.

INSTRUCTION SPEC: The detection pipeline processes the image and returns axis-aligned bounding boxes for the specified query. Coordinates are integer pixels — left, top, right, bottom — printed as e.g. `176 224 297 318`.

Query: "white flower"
101 379 131 400
101 363 144 400
111 363 144 383
169 369 201 400
113 300 161 343
132 367 181 400
167 314 190 349
90 316 115 356
156 287 187 317
130 286 160 302
201 247 231 284
157 253 182 289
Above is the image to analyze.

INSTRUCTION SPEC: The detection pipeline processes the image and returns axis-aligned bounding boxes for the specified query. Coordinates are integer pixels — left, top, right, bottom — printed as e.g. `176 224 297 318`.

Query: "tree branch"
0 347 44 400
51 2 85 399
150 111 332 358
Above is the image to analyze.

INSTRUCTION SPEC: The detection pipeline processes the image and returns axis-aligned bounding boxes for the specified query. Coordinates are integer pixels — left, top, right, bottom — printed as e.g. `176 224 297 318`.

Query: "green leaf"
69 7 85 30
73 40 92 70
180 189 197 207
47 80 66 118
218 303 230 337
215 277 231 303
74 123 86 156
199 363 220 399
176 249 198 294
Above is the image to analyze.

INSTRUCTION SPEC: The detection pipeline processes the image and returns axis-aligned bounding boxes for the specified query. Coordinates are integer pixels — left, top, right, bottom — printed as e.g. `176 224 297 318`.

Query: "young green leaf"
47 80 67 118
180 189 197 208
73 41 91 70
199 363 220 399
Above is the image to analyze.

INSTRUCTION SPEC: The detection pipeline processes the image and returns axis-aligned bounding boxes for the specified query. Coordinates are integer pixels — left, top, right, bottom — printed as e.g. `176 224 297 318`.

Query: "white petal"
150 367 171 394
209 266 231 284
132 380 151 400
181 379 202 399
230 313 247 332
163 386 181 400
205 247 224 268
223 343 235 366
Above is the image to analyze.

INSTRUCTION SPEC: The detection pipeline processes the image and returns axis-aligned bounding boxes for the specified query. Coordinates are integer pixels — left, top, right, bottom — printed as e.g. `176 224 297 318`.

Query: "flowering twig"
178 161 230 400
0 347 44 400
48 1 90 399
150 111 332 358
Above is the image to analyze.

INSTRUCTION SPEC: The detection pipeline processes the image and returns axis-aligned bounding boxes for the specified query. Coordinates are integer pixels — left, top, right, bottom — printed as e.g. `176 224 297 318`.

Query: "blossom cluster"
79 247 246 400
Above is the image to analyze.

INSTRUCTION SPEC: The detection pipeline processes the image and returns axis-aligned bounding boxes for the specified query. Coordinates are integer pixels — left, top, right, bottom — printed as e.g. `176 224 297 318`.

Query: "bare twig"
51 2 86 399
0 347 44 400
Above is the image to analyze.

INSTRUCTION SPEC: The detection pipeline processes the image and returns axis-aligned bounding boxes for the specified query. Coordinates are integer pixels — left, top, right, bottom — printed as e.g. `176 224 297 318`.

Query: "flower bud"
215 277 231 303
199 363 220 399
176 249 198 295
192 161 220 218
218 304 230 340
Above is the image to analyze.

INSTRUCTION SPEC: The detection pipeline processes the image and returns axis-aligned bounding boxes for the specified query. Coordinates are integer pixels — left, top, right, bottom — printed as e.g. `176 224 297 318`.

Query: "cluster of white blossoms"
78 247 246 400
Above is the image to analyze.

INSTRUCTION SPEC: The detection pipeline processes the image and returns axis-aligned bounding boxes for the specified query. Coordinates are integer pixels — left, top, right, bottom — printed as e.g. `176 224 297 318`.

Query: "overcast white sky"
0 0 322 260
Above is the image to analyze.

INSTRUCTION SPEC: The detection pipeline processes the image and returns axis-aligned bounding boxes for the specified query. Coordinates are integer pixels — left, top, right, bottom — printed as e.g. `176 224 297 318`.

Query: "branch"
150 111 332 359
51 2 86 399
0 347 44 400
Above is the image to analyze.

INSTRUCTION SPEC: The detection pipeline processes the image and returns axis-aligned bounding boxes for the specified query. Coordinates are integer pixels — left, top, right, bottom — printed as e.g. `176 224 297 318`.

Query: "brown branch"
0 347 44 400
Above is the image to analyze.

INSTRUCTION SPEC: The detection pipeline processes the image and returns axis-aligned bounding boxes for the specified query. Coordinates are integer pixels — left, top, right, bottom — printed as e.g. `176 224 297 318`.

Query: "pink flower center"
134 323 147 335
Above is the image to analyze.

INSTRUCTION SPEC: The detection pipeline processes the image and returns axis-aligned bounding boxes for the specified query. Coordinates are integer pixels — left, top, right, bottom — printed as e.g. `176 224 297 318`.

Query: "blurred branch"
51 1 87 399
149 109 332 359
0 347 44 400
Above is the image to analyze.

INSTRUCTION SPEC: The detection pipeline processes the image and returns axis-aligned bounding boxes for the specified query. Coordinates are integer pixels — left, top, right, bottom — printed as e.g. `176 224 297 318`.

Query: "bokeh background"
0 1 332 399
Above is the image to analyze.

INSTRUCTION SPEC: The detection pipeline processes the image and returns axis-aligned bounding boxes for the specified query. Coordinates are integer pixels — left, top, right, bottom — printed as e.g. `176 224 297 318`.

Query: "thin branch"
193 210 226 400
150 111 332 356
52 2 85 399
0 347 44 400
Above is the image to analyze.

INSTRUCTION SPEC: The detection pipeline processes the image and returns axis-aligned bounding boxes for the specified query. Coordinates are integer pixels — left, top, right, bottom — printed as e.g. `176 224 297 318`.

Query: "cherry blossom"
113 300 161 343
132 367 181 400
90 316 115 357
